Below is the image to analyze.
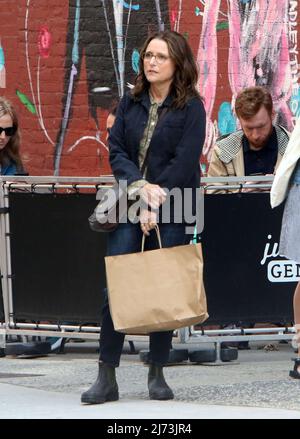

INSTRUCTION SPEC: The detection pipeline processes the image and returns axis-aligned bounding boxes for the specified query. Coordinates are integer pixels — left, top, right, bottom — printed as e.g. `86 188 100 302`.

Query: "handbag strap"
141 225 162 252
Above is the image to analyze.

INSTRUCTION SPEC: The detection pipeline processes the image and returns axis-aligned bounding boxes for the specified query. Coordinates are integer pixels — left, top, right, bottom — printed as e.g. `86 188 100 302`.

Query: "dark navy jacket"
109 91 206 197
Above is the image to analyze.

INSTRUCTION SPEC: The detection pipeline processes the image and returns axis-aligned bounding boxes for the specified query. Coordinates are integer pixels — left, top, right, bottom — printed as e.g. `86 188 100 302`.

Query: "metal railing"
0 175 295 355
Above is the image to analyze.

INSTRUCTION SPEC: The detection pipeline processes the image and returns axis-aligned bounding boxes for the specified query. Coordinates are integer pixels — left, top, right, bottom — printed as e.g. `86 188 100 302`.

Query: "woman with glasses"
0 97 24 176
81 30 206 405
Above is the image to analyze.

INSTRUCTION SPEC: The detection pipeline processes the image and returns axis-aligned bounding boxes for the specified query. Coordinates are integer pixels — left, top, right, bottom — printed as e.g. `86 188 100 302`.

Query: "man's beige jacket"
207 125 290 194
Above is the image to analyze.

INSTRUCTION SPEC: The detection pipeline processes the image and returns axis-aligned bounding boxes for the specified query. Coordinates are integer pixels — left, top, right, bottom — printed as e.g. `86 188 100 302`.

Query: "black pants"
99 222 192 367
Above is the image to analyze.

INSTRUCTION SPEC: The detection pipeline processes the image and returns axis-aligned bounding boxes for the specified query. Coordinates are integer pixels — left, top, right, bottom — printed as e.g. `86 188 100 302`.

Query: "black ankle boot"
81 362 119 404
289 357 300 379
148 364 174 400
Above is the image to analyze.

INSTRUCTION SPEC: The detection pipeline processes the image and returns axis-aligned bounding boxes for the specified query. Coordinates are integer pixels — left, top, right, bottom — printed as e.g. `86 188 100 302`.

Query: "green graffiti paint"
216 21 229 31
16 90 36 114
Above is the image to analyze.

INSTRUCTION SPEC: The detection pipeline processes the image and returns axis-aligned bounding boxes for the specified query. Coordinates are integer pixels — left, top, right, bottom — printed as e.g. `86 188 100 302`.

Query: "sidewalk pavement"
0 339 300 419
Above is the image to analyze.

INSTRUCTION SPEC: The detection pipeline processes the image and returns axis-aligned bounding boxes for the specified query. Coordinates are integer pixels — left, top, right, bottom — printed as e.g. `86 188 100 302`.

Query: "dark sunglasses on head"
0 126 16 136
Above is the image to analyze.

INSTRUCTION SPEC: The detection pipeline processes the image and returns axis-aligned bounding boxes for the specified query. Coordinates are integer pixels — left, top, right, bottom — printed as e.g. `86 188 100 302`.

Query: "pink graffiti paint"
261 1 293 129
38 26 51 59
171 9 177 29
227 0 293 128
196 0 221 158
198 0 294 160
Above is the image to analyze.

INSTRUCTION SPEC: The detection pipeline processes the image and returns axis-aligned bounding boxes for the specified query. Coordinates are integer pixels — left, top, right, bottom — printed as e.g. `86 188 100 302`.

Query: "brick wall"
0 0 299 176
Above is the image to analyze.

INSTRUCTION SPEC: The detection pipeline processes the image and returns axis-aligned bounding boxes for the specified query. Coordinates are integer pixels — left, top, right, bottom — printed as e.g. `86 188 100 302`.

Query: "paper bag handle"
141 225 162 252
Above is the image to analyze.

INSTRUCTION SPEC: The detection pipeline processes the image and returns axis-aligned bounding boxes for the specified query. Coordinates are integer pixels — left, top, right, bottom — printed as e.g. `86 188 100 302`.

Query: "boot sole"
81 392 119 405
149 392 174 401
289 370 300 379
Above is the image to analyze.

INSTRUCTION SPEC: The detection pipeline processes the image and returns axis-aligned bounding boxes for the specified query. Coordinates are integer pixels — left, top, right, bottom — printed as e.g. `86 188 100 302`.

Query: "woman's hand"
139 183 167 209
140 209 157 236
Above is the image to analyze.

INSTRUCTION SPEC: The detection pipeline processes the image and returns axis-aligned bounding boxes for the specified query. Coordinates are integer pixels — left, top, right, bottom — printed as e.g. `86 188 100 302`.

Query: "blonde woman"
0 97 24 176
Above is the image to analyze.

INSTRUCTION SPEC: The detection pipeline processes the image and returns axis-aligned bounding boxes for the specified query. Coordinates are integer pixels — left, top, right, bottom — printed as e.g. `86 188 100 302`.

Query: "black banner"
201 193 295 325
1 191 296 326
9 192 107 324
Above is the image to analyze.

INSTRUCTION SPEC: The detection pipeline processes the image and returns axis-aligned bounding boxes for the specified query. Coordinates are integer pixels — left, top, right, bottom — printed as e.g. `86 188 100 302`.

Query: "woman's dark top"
108 91 206 222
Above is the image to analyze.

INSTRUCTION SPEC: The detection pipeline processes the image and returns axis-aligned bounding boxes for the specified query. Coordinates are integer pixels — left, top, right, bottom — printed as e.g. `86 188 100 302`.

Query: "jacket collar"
137 90 174 110
217 125 289 164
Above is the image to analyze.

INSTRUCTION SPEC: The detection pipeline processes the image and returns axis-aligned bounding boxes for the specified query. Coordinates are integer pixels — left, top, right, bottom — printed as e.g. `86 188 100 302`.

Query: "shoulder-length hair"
132 31 201 108
0 96 23 169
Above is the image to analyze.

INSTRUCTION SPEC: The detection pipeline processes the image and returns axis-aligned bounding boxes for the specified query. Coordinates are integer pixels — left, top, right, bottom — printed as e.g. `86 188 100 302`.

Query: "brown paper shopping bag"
105 226 208 334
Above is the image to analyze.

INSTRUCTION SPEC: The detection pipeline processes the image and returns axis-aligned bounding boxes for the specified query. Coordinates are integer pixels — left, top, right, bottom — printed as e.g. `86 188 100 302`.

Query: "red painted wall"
1 1 299 176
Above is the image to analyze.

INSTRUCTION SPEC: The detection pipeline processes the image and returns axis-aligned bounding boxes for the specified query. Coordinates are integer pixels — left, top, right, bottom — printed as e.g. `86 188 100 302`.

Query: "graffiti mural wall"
0 0 299 176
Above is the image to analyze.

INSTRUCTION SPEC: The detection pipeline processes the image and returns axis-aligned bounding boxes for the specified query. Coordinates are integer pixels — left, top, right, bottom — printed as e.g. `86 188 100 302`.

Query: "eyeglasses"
143 51 170 65
0 126 16 137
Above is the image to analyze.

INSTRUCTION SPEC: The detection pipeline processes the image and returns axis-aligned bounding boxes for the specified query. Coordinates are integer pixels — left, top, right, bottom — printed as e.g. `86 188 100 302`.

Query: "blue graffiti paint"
218 102 236 135
200 163 207 175
132 49 140 74
195 7 201 16
72 0 80 64
117 0 140 11
290 88 300 118
240 0 251 3
0 46 5 70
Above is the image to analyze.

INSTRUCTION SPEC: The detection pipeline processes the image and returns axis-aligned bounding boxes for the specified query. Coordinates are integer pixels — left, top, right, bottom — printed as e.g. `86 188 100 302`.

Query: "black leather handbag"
88 182 127 232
